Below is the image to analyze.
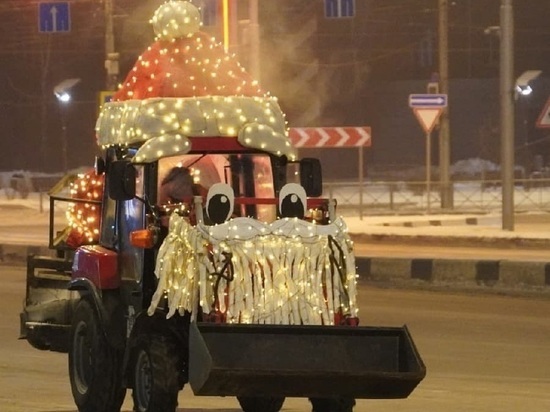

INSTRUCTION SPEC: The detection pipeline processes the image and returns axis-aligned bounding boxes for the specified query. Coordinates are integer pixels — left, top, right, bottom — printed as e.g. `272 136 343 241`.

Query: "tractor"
20 2 425 411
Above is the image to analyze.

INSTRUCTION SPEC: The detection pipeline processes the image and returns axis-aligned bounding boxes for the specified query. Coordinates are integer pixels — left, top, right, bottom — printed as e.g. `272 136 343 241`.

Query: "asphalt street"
2 266 549 412
2 197 550 411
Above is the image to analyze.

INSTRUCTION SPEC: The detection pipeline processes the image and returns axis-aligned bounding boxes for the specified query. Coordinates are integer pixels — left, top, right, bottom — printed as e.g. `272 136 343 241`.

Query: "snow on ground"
1 163 549 241
1 191 548 243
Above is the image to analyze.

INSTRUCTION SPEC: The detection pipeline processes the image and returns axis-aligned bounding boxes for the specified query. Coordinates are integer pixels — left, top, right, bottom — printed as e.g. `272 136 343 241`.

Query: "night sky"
0 0 549 173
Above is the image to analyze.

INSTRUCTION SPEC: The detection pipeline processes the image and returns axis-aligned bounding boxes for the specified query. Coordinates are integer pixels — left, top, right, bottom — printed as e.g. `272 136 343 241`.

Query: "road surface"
1 265 549 412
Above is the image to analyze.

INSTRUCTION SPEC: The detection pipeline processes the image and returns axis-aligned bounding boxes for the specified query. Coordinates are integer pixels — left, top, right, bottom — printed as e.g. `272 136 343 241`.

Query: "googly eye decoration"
206 183 235 224
279 183 307 219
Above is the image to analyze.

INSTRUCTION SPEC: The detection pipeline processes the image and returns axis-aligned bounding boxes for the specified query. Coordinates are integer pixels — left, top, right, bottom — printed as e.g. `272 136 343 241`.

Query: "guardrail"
325 178 550 216
4 174 550 217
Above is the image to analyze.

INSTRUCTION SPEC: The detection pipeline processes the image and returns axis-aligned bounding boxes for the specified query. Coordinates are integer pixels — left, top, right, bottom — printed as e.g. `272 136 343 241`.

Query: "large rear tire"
237 396 285 412
310 397 355 412
132 335 181 412
69 298 126 412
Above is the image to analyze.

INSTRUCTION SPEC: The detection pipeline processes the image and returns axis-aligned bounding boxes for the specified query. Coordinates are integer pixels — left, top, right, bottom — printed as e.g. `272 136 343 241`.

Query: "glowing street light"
53 78 81 102
514 70 541 98
55 91 72 103
516 84 533 96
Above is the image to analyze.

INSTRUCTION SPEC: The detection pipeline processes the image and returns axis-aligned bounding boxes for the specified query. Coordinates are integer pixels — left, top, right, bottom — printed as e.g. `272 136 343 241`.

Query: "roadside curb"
376 215 500 228
356 256 550 289
3 242 550 293
349 233 550 249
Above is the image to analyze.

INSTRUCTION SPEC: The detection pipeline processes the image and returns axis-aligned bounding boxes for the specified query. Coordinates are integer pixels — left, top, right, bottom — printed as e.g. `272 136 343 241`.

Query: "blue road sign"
409 94 448 108
39 2 70 33
325 0 355 18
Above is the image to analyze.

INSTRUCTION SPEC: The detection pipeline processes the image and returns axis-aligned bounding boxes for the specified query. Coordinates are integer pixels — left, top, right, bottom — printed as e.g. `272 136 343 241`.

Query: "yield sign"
412 108 444 134
536 97 550 128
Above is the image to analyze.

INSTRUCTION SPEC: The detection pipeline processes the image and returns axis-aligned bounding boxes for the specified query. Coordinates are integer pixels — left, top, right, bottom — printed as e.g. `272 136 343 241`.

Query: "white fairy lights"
95 1 297 162
151 0 201 41
149 214 358 325
66 172 103 245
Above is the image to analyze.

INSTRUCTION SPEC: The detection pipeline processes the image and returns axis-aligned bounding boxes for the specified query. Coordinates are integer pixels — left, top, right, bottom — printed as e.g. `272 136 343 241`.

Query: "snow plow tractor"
19 2 425 412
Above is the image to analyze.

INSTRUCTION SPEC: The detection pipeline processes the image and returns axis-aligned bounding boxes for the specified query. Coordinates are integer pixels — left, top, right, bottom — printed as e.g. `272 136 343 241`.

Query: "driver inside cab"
158 166 208 225
158 166 195 205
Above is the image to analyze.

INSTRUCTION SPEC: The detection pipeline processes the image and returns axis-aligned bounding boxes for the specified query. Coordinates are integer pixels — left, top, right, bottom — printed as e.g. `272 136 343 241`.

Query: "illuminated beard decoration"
149 184 358 325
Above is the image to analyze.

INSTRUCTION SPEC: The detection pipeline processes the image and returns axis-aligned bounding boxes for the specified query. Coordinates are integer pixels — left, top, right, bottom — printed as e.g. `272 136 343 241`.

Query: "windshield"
158 153 276 222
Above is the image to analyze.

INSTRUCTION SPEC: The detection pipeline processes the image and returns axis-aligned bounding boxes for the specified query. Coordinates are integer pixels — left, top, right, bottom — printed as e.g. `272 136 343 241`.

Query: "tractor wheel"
310 397 356 412
69 298 126 412
132 335 181 412
237 396 285 412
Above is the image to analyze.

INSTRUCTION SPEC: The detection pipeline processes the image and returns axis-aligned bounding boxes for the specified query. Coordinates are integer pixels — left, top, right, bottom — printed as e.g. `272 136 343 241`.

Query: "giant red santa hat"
96 0 296 162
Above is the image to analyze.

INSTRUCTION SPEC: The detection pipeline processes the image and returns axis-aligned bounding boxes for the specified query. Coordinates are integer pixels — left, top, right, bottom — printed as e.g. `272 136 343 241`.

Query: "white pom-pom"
151 1 201 40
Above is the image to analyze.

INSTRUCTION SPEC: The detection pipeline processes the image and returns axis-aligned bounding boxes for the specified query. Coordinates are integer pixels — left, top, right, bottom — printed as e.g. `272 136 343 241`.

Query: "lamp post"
248 0 260 81
483 1 516 231
53 78 81 173
104 0 119 90
438 0 452 209
500 0 514 231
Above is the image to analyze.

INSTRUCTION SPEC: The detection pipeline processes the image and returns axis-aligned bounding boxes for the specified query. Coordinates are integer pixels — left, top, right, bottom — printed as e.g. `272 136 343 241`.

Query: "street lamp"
515 70 541 98
53 78 81 173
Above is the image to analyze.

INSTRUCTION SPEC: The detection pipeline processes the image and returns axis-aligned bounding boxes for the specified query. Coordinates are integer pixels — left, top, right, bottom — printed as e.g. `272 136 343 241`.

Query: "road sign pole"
409 93 447 214
248 0 260 81
426 131 431 213
358 146 364 220
438 0 452 210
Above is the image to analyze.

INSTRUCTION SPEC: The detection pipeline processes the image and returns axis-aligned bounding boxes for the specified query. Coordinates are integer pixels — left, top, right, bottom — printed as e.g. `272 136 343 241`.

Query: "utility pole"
104 0 119 91
249 0 260 81
500 0 515 230
438 0 452 209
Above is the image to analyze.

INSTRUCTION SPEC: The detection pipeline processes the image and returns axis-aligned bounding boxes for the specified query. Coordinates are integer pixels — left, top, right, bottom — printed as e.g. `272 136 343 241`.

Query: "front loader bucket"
189 322 425 399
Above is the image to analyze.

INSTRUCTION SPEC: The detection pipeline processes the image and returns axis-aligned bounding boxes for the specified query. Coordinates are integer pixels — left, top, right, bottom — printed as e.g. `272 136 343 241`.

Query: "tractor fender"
69 278 126 350
72 245 120 289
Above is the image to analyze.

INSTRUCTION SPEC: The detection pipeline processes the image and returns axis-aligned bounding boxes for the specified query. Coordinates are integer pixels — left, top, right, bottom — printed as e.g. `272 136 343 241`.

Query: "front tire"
69 298 126 412
237 396 285 412
132 335 181 412
310 397 355 412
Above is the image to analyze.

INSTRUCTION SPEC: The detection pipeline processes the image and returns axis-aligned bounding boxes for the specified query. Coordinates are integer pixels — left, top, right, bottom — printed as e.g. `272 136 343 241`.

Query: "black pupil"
208 194 231 224
280 194 305 219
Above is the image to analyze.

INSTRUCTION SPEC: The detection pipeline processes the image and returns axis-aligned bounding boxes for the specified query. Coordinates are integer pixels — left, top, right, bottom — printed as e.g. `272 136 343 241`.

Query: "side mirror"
108 160 136 200
94 156 106 175
300 158 323 197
